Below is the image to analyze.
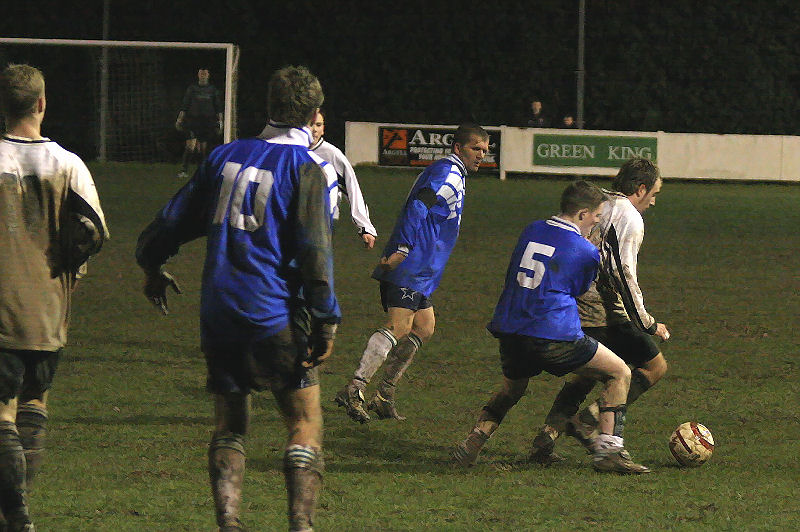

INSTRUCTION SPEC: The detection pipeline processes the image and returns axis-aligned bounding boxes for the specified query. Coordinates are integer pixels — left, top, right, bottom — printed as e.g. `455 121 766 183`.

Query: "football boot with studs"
367 392 406 420
528 428 567 465
451 428 490 467
593 448 650 474
334 383 370 424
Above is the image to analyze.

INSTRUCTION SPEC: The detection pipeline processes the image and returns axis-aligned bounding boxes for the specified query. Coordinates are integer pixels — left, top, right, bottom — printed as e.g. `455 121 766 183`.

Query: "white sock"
593 434 624 456
354 328 397 383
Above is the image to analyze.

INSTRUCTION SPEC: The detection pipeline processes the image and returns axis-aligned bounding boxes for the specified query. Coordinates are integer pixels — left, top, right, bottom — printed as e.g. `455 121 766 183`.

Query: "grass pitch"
31 163 800 530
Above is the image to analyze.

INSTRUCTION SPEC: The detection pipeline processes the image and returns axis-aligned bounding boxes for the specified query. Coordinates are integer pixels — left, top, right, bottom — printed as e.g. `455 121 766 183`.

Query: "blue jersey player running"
336 124 490 423
137 65 340 532
451 180 650 474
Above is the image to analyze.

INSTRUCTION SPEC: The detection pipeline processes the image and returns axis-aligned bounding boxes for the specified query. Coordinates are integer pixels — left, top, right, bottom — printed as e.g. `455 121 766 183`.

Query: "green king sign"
533 134 657 168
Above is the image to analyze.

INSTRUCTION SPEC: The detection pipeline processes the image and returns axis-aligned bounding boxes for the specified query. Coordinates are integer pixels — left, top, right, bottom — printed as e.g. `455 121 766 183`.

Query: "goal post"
0 38 239 162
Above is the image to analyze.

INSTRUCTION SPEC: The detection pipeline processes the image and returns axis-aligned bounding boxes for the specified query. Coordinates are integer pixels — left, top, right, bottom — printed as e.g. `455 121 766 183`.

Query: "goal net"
0 38 239 163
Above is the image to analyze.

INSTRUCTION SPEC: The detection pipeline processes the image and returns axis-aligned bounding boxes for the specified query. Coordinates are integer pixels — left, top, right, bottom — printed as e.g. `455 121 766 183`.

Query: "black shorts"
583 322 660 367
498 334 598 380
379 281 433 312
184 116 218 143
0 348 61 403
202 324 318 395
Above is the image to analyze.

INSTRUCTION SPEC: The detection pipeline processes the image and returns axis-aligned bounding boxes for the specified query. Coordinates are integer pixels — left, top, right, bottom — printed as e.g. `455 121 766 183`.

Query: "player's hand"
302 338 334 368
175 119 183 131
361 232 376 249
379 252 406 271
144 268 182 316
655 322 670 341
302 323 337 368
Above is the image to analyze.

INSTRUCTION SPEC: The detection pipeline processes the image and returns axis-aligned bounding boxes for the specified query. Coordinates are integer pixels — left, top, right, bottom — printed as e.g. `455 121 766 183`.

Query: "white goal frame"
0 37 239 161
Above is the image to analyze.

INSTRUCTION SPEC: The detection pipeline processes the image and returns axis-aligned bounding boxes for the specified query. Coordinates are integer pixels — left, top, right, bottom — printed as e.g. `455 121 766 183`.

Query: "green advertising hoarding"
533 134 657 168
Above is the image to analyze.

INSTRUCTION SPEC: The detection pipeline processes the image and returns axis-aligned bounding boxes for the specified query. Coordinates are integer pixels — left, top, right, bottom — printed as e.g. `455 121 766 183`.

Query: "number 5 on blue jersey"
517 241 555 290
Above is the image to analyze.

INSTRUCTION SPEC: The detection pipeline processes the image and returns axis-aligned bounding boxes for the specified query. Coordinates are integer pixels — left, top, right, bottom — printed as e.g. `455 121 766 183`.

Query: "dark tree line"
2 1 798 158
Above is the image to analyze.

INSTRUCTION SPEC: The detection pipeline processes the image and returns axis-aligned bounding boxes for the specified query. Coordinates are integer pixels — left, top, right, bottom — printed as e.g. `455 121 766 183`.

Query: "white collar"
258 121 313 147
2 133 50 143
546 216 581 235
603 188 626 197
309 137 325 151
445 153 468 175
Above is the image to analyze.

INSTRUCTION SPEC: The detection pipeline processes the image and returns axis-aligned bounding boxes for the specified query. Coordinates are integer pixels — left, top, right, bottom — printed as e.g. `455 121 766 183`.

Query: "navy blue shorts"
497 334 598 380
379 281 432 312
202 324 318 395
0 348 61 403
583 322 660 367
184 116 218 143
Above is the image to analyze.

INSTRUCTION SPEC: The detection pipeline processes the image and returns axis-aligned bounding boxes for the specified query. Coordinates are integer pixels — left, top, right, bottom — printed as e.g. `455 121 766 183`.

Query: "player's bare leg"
572 351 668 450
336 307 413 423
0 397 33 532
574 344 649 473
369 307 435 420
209 393 249 532
16 394 48 489
275 384 324 532
452 377 528 466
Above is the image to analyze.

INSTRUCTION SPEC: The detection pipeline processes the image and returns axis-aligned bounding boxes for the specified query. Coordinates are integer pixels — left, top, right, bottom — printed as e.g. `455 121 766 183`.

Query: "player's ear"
37 95 46 114
576 207 589 221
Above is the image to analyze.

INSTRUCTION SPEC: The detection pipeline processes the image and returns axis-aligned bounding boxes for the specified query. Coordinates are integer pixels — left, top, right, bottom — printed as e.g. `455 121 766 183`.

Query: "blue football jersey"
372 154 467 296
258 122 340 221
488 217 600 341
136 129 340 345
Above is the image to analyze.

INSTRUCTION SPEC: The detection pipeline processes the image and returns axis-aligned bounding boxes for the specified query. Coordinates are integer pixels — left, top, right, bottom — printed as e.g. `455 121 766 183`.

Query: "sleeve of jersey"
393 186 440 255
337 151 377 236
295 161 341 324
135 163 214 272
616 217 656 330
66 159 110 269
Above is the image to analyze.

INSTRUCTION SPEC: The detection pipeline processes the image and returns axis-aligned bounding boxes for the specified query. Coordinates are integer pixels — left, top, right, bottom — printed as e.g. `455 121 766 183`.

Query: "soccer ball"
669 422 714 467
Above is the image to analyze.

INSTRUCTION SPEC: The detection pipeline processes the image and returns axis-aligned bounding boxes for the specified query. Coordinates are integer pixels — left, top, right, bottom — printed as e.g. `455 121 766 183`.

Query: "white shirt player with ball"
578 189 656 332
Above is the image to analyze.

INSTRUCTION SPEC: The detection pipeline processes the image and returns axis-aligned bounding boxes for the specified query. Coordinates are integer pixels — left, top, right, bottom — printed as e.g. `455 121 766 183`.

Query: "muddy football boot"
451 429 490 467
593 448 650 474
334 383 371 424
366 392 406 420
528 429 566 465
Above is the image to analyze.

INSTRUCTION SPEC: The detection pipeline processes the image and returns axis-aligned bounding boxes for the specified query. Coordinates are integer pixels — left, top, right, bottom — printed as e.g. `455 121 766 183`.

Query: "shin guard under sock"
16 404 48 488
208 434 246 528
284 444 324 532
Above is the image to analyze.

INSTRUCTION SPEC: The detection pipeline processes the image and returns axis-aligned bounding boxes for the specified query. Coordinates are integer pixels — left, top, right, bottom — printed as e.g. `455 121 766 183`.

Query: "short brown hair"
560 180 607 215
612 157 661 195
453 123 489 147
267 65 324 127
0 64 45 121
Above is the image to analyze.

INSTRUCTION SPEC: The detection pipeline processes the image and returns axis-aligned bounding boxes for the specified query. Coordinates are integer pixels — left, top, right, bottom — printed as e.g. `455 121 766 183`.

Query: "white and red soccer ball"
669 422 714 467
